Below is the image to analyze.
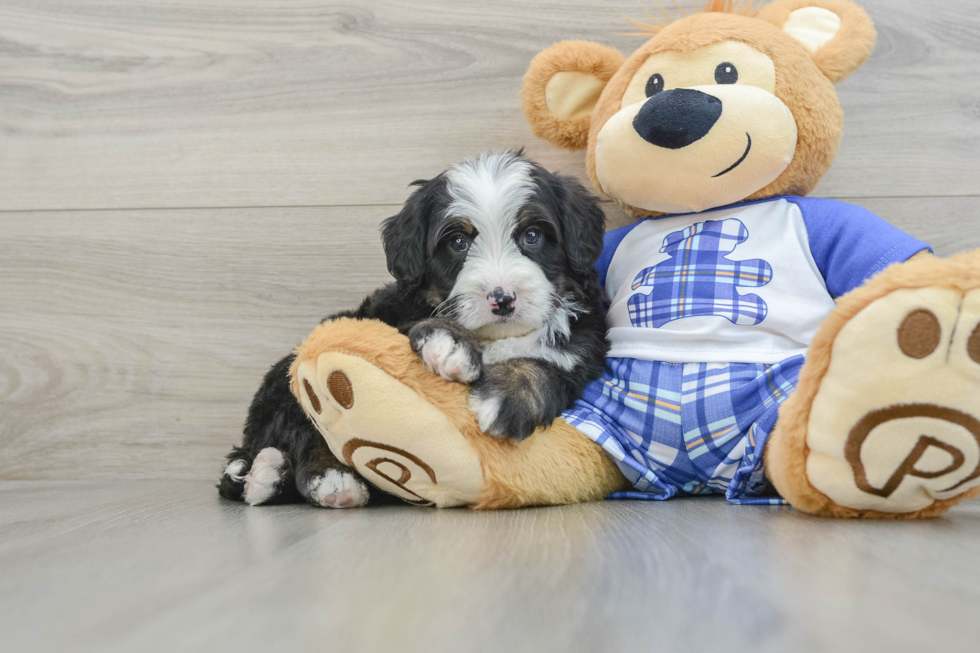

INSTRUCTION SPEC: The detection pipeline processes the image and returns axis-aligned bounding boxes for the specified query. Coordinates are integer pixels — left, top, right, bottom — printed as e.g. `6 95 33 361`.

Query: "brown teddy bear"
290 0 980 518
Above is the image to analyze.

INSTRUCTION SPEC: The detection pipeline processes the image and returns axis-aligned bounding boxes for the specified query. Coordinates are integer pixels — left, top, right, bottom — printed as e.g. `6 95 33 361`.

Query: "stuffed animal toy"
291 0 980 518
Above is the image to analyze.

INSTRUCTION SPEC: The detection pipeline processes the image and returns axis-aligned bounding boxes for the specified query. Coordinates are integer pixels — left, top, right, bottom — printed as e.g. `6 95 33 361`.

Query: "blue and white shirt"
596 196 931 364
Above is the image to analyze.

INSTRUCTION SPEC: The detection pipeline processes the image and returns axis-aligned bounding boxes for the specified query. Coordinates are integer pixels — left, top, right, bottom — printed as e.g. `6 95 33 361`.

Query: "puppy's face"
383 151 605 340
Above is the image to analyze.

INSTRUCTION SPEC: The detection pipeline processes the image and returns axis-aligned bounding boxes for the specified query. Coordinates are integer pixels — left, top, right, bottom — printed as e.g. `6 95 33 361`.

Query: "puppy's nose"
633 88 722 149
488 287 517 316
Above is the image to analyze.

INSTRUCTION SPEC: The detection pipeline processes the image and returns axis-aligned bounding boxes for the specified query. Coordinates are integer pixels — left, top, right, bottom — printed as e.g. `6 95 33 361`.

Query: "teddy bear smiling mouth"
712 132 753 178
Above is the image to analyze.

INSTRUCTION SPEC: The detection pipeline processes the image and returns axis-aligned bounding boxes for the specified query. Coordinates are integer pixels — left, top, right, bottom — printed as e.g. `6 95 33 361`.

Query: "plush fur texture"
219 152 612 506
589 12 847 216
756 0 876 83
520 41 625 151
766 251 980 519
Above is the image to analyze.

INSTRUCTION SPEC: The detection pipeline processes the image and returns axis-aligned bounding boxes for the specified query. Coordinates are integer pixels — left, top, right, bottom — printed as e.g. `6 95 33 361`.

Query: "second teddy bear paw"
804 285 980 515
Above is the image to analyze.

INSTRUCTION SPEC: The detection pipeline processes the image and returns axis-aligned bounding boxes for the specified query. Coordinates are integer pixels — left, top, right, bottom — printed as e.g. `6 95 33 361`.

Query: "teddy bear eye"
715 62 738 84
645 73 665 97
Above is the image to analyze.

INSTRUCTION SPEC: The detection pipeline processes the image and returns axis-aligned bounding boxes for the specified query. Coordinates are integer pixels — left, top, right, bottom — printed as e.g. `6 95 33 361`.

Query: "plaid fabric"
627 218 773 328
562 355 805 505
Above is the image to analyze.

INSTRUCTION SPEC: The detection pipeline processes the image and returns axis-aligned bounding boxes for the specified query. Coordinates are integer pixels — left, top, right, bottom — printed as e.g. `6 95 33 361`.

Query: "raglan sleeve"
594 222 639 294
790 197 932 299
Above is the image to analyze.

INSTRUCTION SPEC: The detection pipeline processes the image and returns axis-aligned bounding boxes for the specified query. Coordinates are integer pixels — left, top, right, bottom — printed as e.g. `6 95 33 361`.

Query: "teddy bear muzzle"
595 84 798 215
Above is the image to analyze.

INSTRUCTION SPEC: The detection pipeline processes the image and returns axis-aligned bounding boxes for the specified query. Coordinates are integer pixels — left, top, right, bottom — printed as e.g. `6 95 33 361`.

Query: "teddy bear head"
521 0 876 217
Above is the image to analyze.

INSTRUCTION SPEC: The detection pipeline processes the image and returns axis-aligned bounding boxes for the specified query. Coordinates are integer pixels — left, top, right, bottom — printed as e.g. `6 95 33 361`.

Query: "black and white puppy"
400 151 608 439
218 151 608 508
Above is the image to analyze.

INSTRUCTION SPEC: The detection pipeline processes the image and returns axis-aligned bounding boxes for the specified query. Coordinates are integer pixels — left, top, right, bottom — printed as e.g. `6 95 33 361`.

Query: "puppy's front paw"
409 320 482 384
469 383 538 441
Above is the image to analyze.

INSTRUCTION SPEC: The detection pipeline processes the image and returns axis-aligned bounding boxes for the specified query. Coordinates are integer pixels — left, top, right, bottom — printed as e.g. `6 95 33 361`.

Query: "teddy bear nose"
632 88 723 150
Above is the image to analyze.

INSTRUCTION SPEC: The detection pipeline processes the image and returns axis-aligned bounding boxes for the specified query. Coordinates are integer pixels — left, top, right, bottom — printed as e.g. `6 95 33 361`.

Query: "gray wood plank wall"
2 0 979 480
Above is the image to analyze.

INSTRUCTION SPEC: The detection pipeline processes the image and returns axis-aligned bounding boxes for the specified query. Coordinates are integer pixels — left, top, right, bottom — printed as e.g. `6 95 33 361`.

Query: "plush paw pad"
292 349 485 508
243 447 286 506
806 287 980 513
307 469 370 508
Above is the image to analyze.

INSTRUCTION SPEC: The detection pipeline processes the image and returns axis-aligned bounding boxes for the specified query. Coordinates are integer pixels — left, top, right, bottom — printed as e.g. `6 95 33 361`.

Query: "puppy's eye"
448 234 470 253
522 229 542 247
645 73 665 97
715 62 738 84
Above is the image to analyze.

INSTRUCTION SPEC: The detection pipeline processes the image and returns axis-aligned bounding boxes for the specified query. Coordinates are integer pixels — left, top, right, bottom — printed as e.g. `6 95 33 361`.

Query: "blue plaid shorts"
562 355 805 505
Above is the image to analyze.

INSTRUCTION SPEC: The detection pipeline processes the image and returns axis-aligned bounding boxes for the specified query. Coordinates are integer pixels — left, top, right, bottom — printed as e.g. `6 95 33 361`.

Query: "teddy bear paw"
804 285 980 515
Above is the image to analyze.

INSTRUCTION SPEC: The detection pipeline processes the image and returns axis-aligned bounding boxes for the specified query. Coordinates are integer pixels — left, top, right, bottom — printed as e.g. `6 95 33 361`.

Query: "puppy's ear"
381 180 433 287
552 174 606 276
521 41 625 151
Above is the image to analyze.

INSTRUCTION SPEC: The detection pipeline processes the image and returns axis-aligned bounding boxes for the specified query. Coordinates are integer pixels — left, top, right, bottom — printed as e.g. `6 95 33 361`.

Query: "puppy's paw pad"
308 469 369 508
419 329 481 383
243 447 285 506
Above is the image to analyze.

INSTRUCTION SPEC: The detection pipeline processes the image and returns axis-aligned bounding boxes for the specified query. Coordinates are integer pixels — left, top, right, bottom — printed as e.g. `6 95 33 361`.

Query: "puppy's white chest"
481 327 577 371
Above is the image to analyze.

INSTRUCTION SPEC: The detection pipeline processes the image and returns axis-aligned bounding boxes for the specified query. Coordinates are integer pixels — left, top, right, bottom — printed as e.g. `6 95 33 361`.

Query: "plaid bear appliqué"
627 218 773 328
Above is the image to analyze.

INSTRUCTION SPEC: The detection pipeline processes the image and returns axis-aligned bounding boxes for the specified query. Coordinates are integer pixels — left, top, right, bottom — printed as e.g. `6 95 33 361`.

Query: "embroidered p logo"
627 218 773 328
342 438 438 506
845 404 980 499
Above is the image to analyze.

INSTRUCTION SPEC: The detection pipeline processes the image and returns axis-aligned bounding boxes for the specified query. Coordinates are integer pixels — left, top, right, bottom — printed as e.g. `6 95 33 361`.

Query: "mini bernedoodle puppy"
218 151 609 508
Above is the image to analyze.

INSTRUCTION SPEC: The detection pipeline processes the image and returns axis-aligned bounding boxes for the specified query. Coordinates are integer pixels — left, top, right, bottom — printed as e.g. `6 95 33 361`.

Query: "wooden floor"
2 480 980 653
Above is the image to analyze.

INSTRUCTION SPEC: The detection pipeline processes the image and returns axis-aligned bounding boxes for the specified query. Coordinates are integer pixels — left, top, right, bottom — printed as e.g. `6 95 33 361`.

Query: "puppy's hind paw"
217 456 250 501
307 469 370 508
243 448 287 506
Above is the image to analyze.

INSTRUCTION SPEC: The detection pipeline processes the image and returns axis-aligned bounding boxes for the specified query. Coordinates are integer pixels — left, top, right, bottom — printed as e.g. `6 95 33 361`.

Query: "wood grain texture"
0 207 393 480
2 199 978 481
2 481 980 653
1 0 978 211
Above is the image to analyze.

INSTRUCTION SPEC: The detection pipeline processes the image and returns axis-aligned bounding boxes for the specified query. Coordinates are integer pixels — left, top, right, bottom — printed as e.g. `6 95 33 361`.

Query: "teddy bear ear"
757 0 877 83
521 41 625 151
